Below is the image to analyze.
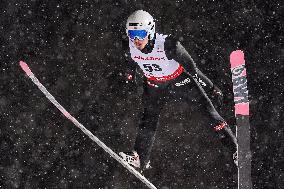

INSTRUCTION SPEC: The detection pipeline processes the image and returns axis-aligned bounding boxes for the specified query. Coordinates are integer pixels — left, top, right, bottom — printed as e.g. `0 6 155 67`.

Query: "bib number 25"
143 64 162 72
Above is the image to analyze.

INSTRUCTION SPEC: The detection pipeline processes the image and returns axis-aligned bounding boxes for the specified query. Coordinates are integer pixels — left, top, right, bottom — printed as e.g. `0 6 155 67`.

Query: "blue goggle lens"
128 30 148 40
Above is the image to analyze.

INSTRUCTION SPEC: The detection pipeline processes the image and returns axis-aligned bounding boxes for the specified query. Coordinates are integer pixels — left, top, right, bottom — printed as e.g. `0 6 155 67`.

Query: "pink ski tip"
19 61 33 76
230 50 245 68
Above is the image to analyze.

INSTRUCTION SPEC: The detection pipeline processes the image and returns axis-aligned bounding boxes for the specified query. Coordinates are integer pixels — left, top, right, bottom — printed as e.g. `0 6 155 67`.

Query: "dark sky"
0 0 283 188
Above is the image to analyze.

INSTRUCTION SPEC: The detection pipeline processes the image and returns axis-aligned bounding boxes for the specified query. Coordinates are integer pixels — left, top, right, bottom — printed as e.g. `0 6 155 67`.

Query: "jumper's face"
127 29 149 50
133 37 149 50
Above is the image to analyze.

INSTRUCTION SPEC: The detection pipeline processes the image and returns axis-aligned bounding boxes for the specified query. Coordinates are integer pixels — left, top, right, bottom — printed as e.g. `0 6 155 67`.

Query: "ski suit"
125 33 237 167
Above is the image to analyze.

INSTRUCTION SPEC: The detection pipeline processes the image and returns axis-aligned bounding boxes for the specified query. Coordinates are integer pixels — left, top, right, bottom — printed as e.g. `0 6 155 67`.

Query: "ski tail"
229 50 252 189
19 61 157 189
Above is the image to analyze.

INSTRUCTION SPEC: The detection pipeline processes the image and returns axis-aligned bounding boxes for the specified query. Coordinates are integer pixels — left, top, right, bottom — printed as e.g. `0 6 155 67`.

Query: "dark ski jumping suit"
125 33 237 167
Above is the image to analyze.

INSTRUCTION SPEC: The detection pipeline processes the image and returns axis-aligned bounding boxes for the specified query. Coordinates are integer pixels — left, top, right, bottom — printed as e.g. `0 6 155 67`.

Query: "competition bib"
129 33 183 81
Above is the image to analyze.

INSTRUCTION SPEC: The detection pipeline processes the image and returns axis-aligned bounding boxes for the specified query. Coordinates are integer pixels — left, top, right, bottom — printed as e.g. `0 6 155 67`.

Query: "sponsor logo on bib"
133 56 166 61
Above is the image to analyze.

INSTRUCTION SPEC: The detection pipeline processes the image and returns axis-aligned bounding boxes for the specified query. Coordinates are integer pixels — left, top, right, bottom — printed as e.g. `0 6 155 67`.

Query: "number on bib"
143 64 162 72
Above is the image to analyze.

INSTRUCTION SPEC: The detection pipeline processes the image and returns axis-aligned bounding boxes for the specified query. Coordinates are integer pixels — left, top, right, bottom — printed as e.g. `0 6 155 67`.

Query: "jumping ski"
19 61 157 189
229 50 252 189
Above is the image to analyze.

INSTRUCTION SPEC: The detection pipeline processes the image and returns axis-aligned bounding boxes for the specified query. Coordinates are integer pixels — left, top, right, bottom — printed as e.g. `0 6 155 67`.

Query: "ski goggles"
128 30 148 40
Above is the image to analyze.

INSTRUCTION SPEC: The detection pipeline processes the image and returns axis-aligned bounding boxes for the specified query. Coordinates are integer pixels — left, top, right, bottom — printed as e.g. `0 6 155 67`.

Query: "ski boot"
119 151 152 172
215 122 238 166
119 151 141 168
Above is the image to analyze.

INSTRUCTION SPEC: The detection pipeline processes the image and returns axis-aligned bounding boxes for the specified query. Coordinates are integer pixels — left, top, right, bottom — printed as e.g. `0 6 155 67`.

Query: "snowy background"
1 0 283 188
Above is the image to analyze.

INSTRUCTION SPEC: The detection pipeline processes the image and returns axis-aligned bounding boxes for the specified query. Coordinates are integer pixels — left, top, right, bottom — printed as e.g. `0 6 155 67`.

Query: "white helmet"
126 10 155 40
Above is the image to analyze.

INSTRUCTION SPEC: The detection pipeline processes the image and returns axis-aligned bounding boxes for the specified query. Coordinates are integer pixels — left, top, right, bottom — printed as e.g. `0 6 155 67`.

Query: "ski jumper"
127 33 237 167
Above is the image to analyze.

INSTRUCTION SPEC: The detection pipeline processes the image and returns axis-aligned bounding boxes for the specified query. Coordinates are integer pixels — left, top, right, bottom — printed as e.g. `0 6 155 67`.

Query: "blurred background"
0 0 283 188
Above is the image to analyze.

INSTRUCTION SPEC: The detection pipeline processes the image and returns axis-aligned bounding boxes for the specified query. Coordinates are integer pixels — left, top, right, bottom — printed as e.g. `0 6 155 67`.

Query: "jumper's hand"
210 85 223 107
